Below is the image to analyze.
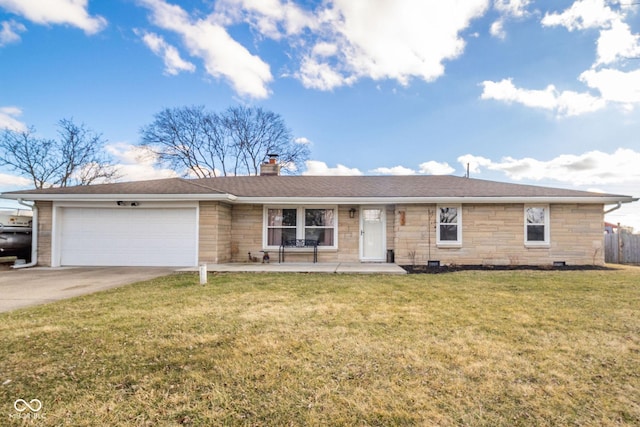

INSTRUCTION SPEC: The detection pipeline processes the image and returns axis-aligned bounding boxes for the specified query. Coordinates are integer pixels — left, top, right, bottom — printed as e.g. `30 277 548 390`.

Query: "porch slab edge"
179 263 407 274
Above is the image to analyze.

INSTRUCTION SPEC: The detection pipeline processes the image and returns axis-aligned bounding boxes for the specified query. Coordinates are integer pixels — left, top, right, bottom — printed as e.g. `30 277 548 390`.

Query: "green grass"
1 268 639 426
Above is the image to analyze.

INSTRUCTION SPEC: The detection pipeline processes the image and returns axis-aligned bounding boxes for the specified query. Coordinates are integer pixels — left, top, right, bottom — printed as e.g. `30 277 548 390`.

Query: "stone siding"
329 205 359 262
230 204 263 262
34 201 52 267
198 202 232 264
228 205 375 263
386 205 395 259
394 203 605 266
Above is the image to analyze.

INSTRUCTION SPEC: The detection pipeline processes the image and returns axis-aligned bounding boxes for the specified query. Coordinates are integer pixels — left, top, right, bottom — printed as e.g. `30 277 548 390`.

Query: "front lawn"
1 268 639 426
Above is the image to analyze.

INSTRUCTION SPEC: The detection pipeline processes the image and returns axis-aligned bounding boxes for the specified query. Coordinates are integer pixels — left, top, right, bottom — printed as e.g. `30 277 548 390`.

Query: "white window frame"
263 205 338 250
436 204 462 247
524 205 550 247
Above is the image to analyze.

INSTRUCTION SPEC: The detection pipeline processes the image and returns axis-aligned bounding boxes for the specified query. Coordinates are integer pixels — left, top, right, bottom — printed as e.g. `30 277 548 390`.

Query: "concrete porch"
182 262 407 274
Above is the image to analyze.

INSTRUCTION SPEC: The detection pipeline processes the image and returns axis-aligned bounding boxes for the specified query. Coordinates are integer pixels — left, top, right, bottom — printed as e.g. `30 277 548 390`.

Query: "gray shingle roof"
1 175 631 201
197 175 619 198
1 178 224 195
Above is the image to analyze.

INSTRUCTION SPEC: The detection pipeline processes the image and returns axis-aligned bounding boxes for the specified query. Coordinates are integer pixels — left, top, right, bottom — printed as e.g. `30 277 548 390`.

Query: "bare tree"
140 105 309 177
201 112 232 177
140 106 218 178
0 118 119 188
223 106 296 175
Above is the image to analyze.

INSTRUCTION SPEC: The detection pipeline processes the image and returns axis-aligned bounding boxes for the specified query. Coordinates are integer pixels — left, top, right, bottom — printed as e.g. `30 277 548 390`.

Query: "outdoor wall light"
116 201 140 207
349 208 356 219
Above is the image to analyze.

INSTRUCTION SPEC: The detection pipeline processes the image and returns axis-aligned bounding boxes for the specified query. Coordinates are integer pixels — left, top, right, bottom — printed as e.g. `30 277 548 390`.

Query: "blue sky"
1 0 639 229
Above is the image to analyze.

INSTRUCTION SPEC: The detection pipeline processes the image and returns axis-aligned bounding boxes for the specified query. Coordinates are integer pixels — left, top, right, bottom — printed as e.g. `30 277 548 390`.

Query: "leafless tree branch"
0 119 119 188
140 105 309 177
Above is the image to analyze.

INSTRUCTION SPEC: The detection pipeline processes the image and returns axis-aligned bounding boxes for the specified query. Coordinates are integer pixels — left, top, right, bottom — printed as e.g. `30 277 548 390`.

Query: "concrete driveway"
0 267 175 313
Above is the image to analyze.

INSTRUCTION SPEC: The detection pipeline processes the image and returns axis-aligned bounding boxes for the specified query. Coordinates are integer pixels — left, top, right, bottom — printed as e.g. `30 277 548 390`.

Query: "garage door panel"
59 207 197 267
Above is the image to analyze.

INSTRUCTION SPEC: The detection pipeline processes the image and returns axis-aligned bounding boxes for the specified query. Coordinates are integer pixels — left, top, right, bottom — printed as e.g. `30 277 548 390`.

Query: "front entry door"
360 207 386 261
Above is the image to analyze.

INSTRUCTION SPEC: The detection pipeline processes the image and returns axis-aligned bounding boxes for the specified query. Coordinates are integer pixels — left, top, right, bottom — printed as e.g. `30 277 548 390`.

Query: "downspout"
12 198 37 269
605 197 640 215
604 202 622 215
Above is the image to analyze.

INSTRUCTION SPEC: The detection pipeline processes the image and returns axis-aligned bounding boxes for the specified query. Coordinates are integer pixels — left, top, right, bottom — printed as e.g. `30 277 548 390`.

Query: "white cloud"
0 20 25 46
541 1 640 68
217 0 489 90
490 20 506 39
308 0 488 88
105 142 178 182
0 0 107 34
541 0 618 31
555 89 608 116
458 154 493 175
494 0 530 17
458 148 640 186
491 0 531 39
0 106 27 132
302 160 363 176
369 162 456 176
138 31 195 75
139 0 273 99
480 78 607 116
481 78 556 108
215 0 316 40
418 161 455 175
580 68 640 106
0 172 31 189
370 166 416 175
294 137 312 145
595 19 640 65
484 1 640 115
312 42 338 57
296 56 354 90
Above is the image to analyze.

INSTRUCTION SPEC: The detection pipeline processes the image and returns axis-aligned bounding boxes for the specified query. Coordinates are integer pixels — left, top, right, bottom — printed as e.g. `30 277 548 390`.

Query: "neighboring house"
1 164 636 267
605 222 618 234
605 221 635 235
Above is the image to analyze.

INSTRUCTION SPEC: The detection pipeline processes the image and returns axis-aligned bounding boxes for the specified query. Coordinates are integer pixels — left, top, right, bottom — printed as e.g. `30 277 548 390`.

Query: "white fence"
605 233 640 264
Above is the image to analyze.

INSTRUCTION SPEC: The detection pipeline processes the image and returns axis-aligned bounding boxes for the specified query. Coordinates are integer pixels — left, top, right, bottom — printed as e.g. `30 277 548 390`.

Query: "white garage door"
59 207 198 267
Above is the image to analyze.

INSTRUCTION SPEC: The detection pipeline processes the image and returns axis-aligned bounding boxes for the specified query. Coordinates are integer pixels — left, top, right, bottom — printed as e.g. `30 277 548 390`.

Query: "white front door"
360 207 386 261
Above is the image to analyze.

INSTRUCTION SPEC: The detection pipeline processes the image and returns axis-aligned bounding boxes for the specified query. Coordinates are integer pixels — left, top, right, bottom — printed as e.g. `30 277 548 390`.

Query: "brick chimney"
260 153 281 176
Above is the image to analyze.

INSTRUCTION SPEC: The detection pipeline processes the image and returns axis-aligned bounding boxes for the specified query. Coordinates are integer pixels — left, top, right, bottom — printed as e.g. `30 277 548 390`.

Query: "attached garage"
55 205 198 267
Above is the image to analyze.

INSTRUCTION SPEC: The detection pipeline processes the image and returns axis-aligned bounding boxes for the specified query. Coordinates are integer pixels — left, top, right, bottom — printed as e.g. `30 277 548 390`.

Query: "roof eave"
0 193 238 202
233 195 636 204
2 193 634 205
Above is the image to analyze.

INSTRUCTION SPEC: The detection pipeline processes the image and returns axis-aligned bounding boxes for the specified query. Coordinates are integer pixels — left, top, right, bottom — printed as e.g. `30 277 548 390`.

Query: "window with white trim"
264 206 337 248
305 208 335 246
436 205 462 246
266 208 297 246
525 205 550 246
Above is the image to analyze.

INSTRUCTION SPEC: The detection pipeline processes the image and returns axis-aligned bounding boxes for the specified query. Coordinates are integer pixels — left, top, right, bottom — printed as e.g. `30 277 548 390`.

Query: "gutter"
604 197 640 215
232 195 637 205
0 192 237 202
1 190 633 205
12 198 37 269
